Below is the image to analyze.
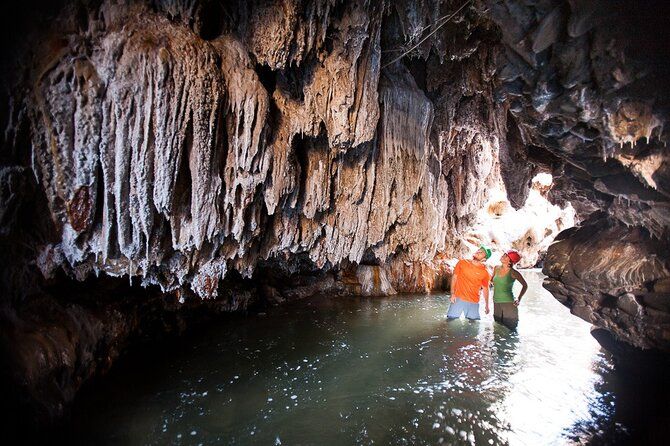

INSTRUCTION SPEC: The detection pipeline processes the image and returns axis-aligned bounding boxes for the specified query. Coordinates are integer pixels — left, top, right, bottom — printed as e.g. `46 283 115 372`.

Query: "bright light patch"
532 172 553 187
463 173 575 267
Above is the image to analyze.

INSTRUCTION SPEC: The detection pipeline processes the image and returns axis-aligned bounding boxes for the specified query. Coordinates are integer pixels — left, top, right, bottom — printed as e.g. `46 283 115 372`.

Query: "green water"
67 271 639 445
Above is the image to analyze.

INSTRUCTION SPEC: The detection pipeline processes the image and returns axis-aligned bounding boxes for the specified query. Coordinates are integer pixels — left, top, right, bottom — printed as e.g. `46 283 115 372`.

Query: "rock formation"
486 0 670 351
16 0 477 297
544 215 670 351
0 0 668 430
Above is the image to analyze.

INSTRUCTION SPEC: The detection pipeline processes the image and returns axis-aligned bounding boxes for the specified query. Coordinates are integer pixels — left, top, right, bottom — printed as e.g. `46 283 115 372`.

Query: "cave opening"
467 170 576 270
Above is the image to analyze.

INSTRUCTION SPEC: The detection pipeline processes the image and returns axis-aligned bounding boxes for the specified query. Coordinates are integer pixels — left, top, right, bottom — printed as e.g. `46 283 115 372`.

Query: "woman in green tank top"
492 250 528 330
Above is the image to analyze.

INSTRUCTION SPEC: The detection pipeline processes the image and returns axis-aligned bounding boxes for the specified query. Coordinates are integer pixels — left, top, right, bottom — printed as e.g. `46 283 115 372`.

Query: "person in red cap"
491 250 528 330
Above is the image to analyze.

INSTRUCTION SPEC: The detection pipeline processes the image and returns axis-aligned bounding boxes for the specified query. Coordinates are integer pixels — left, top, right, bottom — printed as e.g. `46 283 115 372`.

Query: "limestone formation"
356 265 397 296
0 0 515 303
544 216 670 350
20 1 454 298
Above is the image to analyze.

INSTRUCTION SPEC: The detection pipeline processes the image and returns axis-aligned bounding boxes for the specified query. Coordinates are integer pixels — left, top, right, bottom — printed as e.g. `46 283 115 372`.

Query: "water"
66 271 646 444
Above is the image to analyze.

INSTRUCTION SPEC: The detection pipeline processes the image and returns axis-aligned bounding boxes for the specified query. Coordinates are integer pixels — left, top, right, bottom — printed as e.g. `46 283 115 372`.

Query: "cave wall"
490 0 670 233
485 0 670 350
544 215 670 351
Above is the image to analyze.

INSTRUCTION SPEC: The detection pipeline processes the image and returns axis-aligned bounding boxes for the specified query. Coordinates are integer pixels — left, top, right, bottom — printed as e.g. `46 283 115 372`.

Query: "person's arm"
512 269 528 306
482 272 491 314
489 266 496 289
450 273 458 303
450 261 462 303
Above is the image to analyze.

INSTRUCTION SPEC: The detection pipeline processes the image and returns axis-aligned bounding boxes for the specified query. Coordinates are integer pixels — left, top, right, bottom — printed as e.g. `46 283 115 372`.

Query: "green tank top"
492 268 515 303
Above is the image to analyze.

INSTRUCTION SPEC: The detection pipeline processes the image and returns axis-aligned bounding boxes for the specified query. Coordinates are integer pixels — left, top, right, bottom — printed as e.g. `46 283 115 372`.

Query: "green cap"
479 245 492 259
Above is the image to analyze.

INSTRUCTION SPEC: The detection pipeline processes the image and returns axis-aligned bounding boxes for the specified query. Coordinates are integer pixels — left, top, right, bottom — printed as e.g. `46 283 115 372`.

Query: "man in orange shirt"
447 246 492 320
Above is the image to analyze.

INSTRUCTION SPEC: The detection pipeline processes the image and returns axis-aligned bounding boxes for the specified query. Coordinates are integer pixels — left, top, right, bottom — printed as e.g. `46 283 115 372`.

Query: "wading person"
492 250 528 330
447 246 492 321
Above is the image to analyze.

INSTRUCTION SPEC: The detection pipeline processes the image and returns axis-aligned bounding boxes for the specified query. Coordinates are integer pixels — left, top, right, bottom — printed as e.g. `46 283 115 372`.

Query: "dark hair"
503 255 512 268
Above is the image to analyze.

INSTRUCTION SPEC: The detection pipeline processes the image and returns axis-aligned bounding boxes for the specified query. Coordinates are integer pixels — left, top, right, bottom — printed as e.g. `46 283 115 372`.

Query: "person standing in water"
492 250 528 330
447 246 492 321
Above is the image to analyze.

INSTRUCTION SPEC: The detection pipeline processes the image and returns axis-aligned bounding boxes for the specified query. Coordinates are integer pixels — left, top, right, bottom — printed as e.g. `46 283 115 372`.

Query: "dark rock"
544 217 670 350
531 5 566 53
501 78 526 96
261 285 285 306
499 112 536 209
568 123 599 142
567 0 600 38
539 117 572 138
594 174 668 203
531 76 563 113
654 278 670 293
590 327 670 370
0 275 262 430
554 34 591 88
498 47 535 83
616 293 642 316
640 293 670 313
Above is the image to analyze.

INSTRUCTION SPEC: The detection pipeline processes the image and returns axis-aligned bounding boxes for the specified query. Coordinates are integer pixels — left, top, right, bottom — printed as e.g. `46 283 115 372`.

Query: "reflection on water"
67 271 638 445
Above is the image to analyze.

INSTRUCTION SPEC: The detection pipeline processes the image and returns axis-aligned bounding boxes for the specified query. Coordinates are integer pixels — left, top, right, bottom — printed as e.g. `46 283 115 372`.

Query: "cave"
0 0 668 443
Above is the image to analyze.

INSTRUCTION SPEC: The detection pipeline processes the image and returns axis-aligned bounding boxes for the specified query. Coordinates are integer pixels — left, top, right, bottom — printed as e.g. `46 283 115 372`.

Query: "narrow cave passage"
1 0 669 444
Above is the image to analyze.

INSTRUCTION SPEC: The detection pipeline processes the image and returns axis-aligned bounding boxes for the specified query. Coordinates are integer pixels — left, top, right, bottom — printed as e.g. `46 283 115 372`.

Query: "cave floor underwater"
55 271 668 445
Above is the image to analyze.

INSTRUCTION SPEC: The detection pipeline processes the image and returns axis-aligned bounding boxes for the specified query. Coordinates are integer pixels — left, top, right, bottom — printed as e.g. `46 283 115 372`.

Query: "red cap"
506 250 521 264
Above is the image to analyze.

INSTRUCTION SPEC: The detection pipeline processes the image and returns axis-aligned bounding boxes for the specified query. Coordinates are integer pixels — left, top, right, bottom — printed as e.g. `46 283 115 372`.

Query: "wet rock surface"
544 215 670 350
0 0 668 431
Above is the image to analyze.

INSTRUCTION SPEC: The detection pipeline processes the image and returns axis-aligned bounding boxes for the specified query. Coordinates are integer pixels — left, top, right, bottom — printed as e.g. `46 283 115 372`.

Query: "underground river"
62 271 661 444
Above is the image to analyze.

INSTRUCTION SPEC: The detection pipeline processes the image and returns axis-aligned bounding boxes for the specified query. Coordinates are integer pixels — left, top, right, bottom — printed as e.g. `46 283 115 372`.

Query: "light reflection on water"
69 271 626 445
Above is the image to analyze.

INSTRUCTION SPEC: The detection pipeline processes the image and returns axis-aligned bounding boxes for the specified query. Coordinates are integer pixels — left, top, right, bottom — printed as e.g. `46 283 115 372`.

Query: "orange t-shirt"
453 260 491 303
